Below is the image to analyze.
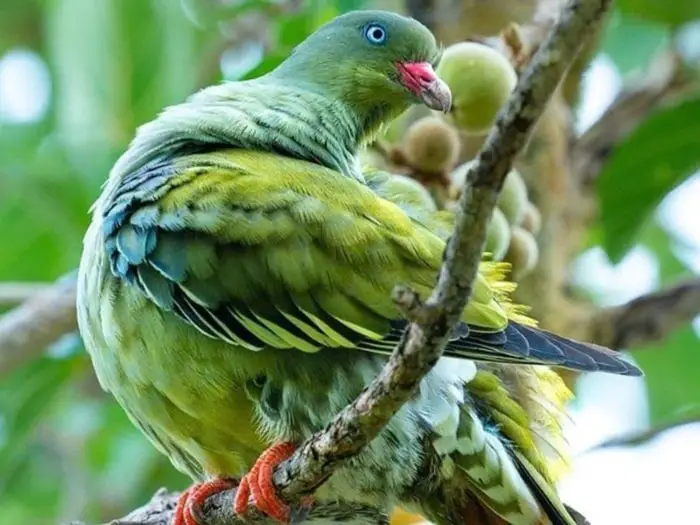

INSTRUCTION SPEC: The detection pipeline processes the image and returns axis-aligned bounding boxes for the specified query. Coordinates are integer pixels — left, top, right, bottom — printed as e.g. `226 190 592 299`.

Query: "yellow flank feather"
478 260 537 328
528 367 574 482
466 258 574 486
466 371 553 485
486 363 574 485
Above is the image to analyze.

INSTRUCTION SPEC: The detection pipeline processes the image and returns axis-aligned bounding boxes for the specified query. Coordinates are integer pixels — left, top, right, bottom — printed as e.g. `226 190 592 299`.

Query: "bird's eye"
364 23 387 45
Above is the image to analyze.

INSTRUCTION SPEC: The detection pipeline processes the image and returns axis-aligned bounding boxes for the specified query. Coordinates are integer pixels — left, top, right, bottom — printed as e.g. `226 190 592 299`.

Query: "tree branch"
67 489 389 525
0 275 78 377
405 0 438 31
589 277 700 350
59 0 614 523
0 282 55 308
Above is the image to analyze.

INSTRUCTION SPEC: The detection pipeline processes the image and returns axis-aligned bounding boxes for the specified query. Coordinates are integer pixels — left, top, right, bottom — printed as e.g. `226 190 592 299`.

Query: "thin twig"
0 282 54 308
0 275 78 377
405 0 438 30
590 277 700 350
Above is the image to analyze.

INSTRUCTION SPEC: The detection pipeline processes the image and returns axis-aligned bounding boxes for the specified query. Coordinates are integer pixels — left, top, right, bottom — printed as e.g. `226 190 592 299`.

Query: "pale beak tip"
420 78 452 113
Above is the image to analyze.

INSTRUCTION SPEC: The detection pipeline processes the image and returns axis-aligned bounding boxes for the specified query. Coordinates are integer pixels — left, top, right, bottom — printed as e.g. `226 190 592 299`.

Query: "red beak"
396 61 452 113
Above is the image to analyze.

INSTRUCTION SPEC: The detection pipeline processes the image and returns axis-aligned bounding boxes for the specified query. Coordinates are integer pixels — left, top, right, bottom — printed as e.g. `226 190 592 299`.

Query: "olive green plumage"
77 10 640 525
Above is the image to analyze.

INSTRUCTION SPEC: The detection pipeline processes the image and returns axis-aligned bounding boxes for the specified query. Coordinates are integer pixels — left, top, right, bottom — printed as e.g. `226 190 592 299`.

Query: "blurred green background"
0 1 699 524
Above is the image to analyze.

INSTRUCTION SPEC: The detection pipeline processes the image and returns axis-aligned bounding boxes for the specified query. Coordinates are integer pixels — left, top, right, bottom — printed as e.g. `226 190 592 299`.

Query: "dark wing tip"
507 322 644 377
543 329 644 377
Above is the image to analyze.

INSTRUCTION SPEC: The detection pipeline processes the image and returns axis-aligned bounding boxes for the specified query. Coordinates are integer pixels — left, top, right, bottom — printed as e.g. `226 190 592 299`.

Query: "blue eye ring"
364 23 387 45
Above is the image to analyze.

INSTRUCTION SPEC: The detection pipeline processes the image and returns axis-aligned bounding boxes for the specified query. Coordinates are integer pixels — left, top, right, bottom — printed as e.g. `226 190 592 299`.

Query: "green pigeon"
77 10 641 525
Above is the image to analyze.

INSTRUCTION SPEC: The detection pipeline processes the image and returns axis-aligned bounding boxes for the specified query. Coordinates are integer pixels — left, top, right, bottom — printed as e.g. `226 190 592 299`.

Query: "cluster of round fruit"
394 40 517 177
386 40 541 279
451 162 541 278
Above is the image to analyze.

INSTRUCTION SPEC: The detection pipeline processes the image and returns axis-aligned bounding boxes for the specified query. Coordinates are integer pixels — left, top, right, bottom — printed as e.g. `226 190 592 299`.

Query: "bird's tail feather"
511 449 579 525
502 322 642 376
441 320 642 376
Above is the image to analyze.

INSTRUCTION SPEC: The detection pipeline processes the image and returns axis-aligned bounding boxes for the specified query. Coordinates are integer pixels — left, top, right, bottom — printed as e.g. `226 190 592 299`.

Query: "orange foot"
234 441 311 524
173 478 237 525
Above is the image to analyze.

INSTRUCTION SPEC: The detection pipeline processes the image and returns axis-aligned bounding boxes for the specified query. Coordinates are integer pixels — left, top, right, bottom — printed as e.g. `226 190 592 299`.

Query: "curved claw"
173 487 193 525
172 478 237 525
234 441 299 524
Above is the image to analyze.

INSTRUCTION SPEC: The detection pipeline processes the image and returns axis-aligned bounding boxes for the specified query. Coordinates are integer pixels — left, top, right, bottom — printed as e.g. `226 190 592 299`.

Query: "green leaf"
617 0 700 27
126 0 209 123
601 11 669 74
631 221 698 425
597 96 700 263
239 1 343 80
335 0 366 11
278 12 317 47
0 1 43 54
181 0 277 27
634 326 700 424
0 354 78 494
276 3 340 48
642 221 692 284
0 135 98 280
45 0 132 177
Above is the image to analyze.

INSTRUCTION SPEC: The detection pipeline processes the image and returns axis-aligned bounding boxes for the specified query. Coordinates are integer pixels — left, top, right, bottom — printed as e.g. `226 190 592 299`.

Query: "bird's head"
271 10 452 115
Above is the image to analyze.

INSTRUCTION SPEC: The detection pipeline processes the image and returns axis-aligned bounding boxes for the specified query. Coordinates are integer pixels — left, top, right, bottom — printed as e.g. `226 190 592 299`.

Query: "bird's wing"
99 149 640 375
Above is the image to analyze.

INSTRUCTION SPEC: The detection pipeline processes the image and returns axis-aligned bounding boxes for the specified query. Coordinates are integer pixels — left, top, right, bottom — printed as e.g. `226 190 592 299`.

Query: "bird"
76 9 641 525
